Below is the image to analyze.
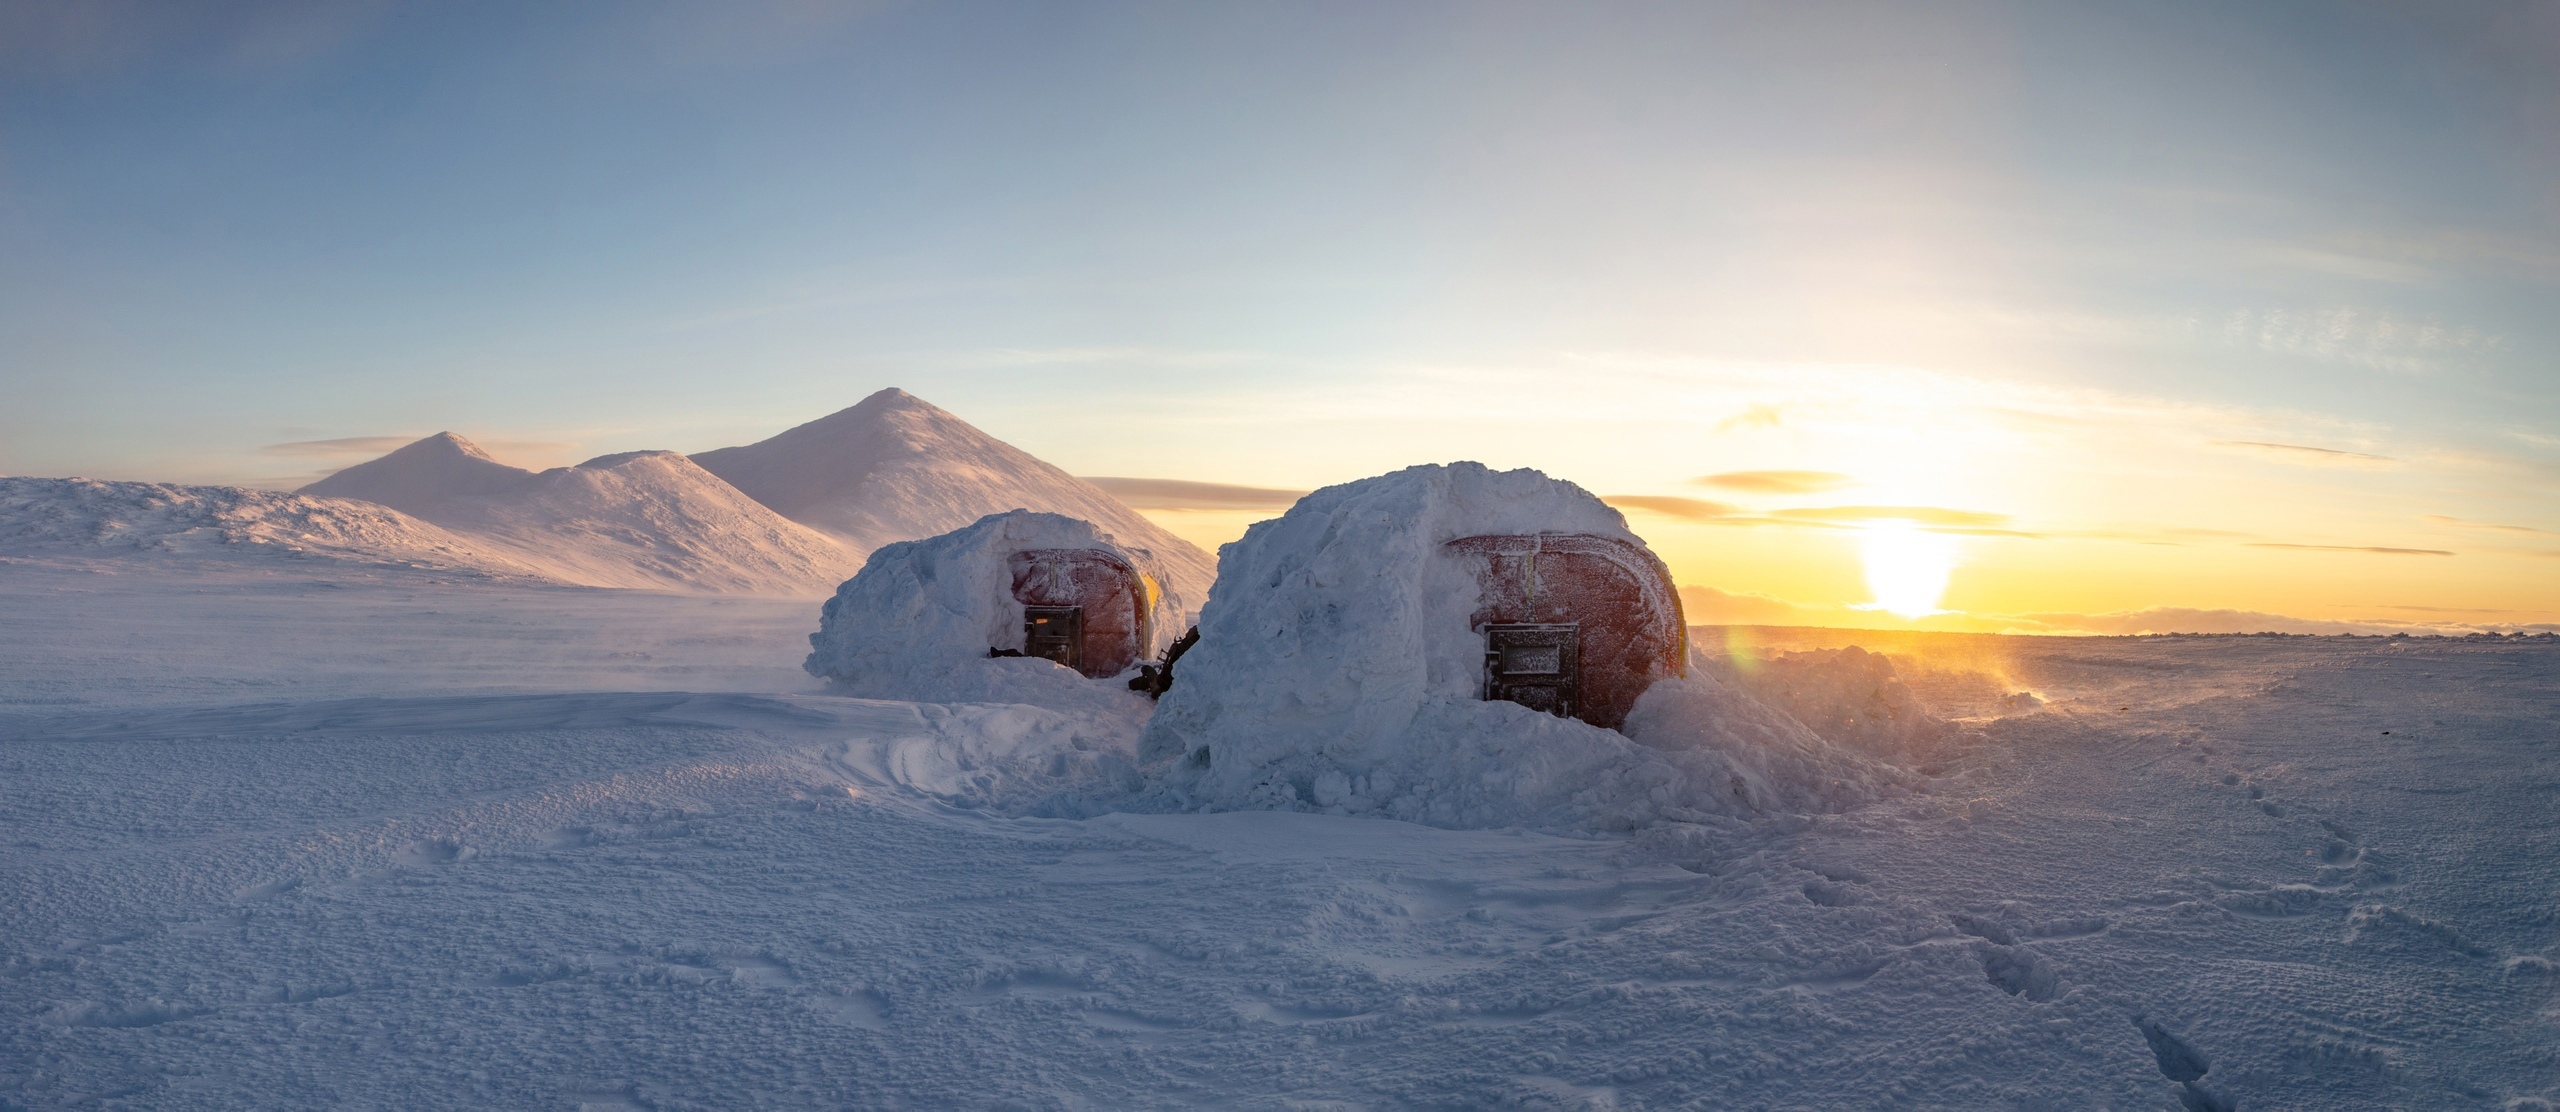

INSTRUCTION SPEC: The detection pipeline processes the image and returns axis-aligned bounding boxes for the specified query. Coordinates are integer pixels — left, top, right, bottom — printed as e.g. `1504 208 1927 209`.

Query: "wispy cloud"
1678 585 2553 637
1771 505 2011 528
2246 543 2454 556
258 435 418 458
970 347 1272 370
259 434 581 466
1692 470 1854 494
2212 440 2396 465
2209 306 2505 375
1083 476 1307 511
1605 495 1744 521
1716 404 1784 431
2422 514 2557 536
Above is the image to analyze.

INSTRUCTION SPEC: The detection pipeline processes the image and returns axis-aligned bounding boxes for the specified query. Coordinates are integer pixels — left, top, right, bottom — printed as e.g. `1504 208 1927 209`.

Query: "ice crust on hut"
1136 463 1912 832
803 510 1199 711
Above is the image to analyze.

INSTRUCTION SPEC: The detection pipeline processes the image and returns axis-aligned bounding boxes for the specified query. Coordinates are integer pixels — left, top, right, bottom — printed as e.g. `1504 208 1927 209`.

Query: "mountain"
0 476 553 582
304 436 858 595
300 432 535 509
692 388 1218 598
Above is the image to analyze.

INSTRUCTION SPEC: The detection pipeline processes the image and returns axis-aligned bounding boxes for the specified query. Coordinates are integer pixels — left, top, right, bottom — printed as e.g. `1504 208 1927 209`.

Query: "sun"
1857 520 1959 619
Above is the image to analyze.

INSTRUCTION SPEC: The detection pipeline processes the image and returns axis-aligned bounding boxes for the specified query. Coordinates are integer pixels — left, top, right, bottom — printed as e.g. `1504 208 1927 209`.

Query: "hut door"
1023 606 1084 670
1444 533 1685 730
1008 548 1152 677
1484 623 1579 718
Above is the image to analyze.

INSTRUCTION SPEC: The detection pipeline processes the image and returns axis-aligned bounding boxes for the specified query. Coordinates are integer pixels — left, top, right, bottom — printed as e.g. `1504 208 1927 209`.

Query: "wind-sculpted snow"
1717 645 1960 763
0 476 552 580
304 434 858 595
4 572 2557 1108
803 510 1197 712
1137 462 1905 832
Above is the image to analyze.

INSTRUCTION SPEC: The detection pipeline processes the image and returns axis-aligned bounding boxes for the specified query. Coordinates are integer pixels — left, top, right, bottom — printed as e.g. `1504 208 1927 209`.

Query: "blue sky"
3 1 2555 621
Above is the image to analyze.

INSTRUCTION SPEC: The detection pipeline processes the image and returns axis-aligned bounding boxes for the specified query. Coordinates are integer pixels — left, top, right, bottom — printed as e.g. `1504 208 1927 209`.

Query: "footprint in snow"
395 837 472 866
2134 1017 2234 1112
1977 945 2063 1002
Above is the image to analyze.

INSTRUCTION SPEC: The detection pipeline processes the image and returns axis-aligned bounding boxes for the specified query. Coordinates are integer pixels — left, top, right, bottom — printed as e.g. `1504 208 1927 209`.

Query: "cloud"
1692 470 1855 494
1082 477 1307 512
260 434 584 470
2422 514 2557 536
1770 505 2011 528
1716 404 1784 431
1604 495 1743 521
2246 543 2455 556
2212 440 2396 465
1676 586 2547 637
257 435 420 458
2007 607 2448 636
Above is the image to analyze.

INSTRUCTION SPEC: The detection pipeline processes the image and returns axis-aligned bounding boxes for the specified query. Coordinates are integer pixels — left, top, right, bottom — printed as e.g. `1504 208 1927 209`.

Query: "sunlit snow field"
3 560 2555 1110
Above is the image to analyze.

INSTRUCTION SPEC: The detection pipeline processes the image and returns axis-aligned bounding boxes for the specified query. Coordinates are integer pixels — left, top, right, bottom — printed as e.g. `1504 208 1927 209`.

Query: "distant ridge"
9 392 1215 600
301 435 856 595
0 475 552 582
692 388 1217 598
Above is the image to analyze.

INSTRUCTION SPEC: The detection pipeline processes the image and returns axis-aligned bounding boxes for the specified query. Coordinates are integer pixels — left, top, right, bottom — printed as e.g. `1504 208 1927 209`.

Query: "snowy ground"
3 561 2555 1109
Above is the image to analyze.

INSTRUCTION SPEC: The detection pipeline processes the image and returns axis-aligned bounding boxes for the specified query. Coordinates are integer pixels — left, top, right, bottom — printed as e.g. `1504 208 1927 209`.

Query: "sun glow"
1857 520 1960 619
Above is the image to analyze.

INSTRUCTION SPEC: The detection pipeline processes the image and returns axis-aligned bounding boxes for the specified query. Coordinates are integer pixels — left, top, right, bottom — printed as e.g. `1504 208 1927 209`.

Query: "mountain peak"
407 431 501 462
301 432 534 513
689 390 1216 596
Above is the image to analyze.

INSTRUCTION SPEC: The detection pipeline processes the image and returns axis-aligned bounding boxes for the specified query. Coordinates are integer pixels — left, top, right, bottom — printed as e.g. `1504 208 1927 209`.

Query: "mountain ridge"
299 436 858 595
691 388 1218 600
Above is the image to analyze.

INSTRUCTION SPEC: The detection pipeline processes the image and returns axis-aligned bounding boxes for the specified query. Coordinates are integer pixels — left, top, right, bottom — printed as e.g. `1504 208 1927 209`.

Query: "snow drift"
803 510 1198 713
1136 463 1908 832
692 389 1216 603
304 434 857 595
0 476 551 580
1718 646 1957 763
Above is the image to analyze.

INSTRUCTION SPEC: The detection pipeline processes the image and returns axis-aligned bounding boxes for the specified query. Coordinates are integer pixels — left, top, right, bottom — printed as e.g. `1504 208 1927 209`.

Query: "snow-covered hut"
804 510 1196 705
1135 463 1892 831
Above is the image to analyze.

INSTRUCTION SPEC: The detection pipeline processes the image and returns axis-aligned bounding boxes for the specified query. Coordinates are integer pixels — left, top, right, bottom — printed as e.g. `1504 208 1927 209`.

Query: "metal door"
1484 623 1579 718
1024 606 1083 670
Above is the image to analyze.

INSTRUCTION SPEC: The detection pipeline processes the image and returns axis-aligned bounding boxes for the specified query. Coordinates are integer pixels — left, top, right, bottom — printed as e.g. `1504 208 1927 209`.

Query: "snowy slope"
305 435 858 596
0 476 554 582
2 573 2554 1110
692 388 1218 601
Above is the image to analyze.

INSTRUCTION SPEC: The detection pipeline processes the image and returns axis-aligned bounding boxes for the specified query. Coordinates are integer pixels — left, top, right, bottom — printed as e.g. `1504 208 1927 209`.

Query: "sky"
3 0 2555 632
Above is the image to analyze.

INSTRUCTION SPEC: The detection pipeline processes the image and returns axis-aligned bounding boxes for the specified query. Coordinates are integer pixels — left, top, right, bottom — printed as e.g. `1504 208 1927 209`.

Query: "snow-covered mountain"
10 391 1212 600
0 475 551 581
692 388 1218 596
303 435 858 595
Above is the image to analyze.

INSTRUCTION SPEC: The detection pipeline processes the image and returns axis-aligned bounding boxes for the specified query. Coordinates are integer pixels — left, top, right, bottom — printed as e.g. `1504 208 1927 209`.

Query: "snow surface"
1137 463 1903 833
3 563 2554 1108
803 510 1195 719
303 434 858 596
692 388 1217 602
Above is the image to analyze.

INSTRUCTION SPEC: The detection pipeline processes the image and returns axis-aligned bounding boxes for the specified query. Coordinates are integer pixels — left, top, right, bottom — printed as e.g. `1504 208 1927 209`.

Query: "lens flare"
1857 520 1959 619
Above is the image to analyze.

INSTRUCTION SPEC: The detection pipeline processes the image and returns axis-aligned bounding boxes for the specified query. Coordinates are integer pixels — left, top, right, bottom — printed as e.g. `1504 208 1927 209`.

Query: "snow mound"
0 476 553 580
803 510 1195 713
692 388 1215 602
837 701 1148 816
1136 463 1904 832
306 435 857 595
